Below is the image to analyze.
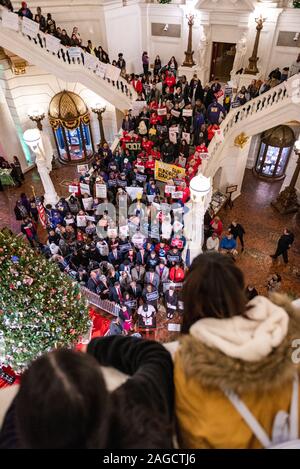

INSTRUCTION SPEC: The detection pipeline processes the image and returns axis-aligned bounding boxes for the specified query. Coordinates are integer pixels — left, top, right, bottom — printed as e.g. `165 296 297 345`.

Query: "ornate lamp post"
182 13 196 67
272 138 300 214
91 103 107 146
245 14 267 75
28 109 45 131
23 128 59 207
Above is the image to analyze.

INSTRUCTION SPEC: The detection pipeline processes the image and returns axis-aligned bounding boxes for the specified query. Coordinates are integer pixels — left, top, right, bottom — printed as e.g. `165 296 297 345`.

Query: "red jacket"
151 149 161 160
169 266 185 283
145 159 155 171
132 79 143 94
164 76 176 93
142 140 154 154
178 185 190 204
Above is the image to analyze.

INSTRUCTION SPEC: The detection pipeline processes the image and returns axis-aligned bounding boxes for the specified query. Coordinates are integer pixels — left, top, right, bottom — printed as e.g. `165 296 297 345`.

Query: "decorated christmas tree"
0 229 91 373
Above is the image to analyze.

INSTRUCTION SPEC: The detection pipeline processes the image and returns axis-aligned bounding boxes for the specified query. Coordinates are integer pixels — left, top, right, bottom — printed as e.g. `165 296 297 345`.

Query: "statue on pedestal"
197 26 209 69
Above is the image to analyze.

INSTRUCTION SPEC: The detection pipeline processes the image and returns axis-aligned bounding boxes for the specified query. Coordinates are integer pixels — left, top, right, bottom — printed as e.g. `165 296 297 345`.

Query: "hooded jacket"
174 294 300 449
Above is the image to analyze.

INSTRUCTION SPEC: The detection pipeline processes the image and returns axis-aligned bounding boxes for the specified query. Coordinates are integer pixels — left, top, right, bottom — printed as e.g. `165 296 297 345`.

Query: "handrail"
0 6 137 104
205 74 300 171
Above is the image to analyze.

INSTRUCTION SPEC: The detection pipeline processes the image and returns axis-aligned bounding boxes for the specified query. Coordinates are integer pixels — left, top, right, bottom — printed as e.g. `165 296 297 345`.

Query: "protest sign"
80 183 91 195
182 109 193 117
95 183 107 199
82 197 93 211
182 132 190 144
154 161 186 183
136 164 145 173
126 187 143 200
136 173 147 183
169 130 177 144
86 215 95 222
172 191 183 199
76 215 87 227
157 108 167 116
45 34 61 53
96 62 107 78
77 164 89 174
147 195 155 203
125 142 141 151
68 185 78 193
168 323 181 332
68 47 82 59
119 243 132 253
105 64 121 81
84 53 98 70
157 125 167 134
171 109 180 118
22 17 39 38
146 291 159 302
107 228 118 238
165 185 176 194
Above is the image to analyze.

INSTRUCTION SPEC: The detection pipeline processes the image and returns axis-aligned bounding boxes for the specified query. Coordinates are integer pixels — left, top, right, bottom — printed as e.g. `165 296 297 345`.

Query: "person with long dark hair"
142 51 149 75
175 252 300 449
0 336 174 449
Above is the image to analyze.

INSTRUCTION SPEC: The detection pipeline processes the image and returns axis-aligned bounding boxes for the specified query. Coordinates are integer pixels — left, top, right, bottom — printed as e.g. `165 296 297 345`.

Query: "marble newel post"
184 174 212 263
23 129 59 207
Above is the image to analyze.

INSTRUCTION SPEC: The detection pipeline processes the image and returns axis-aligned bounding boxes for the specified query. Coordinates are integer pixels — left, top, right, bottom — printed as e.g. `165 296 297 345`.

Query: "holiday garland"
0 229 90 373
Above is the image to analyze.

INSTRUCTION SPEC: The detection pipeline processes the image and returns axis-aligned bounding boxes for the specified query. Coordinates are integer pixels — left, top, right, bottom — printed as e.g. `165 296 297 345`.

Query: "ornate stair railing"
0 6 137 108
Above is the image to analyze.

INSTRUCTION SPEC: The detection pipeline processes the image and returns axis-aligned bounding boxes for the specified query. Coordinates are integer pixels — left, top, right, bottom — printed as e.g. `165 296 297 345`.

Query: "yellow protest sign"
154 161 186 183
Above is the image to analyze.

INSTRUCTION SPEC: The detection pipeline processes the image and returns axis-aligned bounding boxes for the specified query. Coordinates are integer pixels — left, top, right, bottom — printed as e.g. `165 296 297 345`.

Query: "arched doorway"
49 90 95 164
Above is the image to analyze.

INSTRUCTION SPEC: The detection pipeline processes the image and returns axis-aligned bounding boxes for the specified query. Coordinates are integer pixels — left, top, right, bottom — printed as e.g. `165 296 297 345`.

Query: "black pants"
274 248 289 263
143 64 149 75
235 234 244 249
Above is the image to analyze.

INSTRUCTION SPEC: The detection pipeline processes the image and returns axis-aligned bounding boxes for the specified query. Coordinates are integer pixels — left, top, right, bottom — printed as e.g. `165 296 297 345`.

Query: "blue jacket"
207 102 225 125
220 237 237 251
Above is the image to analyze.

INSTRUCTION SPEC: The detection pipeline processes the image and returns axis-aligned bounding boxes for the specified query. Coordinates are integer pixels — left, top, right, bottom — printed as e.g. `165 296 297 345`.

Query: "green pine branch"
0 228 90 373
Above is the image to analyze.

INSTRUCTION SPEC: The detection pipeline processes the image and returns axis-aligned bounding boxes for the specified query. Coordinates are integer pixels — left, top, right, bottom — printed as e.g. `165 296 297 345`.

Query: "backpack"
222 373 300 448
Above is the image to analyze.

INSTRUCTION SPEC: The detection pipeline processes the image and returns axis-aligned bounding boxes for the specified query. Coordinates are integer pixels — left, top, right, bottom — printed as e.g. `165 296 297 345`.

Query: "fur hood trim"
177 294 300 393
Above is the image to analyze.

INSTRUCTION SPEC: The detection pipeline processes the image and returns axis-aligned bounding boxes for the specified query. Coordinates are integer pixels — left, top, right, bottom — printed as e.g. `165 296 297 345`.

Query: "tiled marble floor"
0 166 299 343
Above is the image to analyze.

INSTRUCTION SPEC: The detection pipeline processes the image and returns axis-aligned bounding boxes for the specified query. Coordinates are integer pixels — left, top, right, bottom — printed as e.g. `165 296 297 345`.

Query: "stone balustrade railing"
0 6 137 104
205 73 300 169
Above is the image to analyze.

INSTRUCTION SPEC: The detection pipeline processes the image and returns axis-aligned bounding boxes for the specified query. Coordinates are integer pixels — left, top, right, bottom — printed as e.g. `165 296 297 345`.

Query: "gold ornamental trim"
234 132 250 149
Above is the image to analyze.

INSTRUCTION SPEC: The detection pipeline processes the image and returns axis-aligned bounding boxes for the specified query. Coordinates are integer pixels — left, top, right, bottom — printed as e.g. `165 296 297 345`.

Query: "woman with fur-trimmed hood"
175 252 300 449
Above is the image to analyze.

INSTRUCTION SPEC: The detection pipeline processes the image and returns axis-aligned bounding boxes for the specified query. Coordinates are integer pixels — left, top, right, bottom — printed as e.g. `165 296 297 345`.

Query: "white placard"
76 215 87 227
86 215 96 222
2 10 19 31
119 224 129 237
65 218 75 225
169 130 177 144
182 132 190 144
105 64 121 81
171 109 180 118
157 108 167 116
45 34 61 53
126 186 143 200
178 155 186 168
68 47 82 59
96 62 107 78
165 185 176 194
77 164 89 174
147 195 155 203
68 185 78 193
136 164 145 173
96 183 107 199
80 183 90 195
173 220 183 232
171 126 179 133
182 109 193 117
84 53 98 70
107 227 118 238
172 191 183 199
167 323 181 332
82 197 93 211
22 17 39 37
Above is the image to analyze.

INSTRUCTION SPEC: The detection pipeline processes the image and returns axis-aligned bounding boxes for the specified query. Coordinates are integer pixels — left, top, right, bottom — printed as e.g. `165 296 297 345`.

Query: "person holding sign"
164 285 178 320
143 284 159 310
137 302 156 329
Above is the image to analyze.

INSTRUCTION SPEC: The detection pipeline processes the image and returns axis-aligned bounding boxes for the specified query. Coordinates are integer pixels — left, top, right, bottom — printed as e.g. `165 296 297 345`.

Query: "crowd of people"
0 251 299 449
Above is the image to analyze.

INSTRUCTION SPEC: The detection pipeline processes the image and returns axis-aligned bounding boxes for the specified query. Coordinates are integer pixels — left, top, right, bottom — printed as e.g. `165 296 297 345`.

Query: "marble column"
0 84 30 170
